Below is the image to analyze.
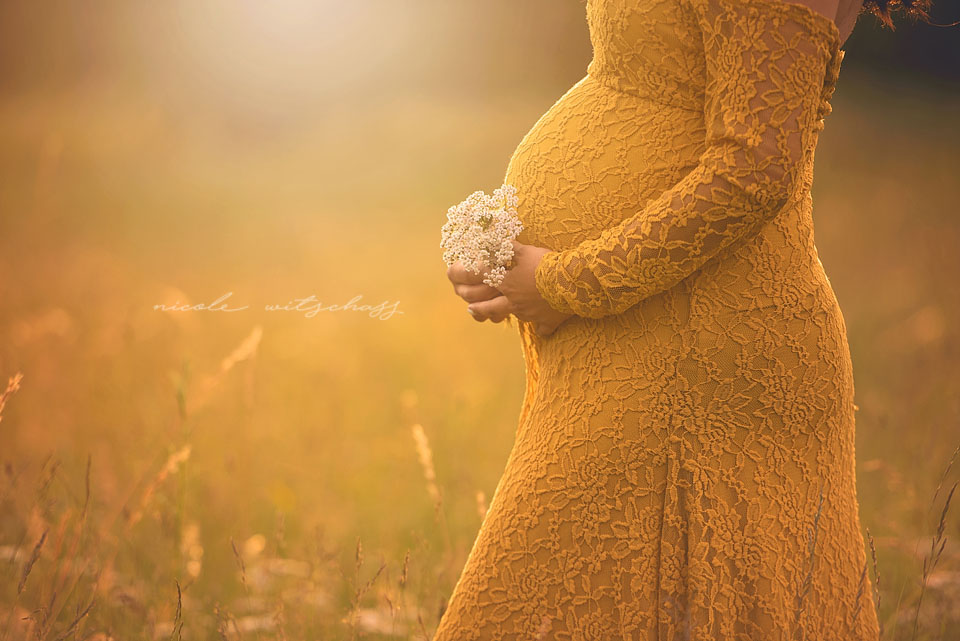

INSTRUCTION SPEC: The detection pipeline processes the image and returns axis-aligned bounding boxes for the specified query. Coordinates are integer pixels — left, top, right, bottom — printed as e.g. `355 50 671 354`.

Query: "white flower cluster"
440 183 523 289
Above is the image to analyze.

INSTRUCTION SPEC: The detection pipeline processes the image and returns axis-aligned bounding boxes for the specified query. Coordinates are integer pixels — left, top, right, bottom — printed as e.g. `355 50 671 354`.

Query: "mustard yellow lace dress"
434 0 878 639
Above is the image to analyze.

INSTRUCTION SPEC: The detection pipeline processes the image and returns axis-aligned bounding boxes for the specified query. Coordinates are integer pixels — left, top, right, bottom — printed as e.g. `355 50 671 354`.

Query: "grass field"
1 64 959 639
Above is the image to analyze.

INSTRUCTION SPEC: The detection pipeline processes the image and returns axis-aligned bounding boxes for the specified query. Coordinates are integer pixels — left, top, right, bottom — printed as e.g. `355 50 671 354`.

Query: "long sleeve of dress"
533 0 841 319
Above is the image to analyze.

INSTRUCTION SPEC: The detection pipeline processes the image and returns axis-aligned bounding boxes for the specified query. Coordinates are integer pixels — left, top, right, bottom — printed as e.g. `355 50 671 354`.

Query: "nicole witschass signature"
154 292 403 321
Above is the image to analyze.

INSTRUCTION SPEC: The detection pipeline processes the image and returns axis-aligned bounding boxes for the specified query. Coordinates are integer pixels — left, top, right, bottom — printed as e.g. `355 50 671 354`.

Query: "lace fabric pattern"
433 1 876 639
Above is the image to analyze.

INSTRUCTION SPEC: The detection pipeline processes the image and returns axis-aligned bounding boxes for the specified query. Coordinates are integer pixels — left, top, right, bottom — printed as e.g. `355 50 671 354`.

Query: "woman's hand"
446 240 573 337
446 261 506 318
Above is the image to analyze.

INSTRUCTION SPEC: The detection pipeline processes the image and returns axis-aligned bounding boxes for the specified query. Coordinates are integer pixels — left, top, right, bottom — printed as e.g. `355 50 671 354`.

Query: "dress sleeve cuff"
534 251 576 316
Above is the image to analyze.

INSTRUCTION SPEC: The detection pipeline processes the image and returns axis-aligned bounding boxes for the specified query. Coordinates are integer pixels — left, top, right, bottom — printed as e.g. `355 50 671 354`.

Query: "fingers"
446 260 487 286
454 282 502 304
468 295 514 323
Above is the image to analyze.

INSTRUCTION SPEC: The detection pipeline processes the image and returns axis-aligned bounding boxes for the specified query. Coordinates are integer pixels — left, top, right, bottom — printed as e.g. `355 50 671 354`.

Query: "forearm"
533 144 799 318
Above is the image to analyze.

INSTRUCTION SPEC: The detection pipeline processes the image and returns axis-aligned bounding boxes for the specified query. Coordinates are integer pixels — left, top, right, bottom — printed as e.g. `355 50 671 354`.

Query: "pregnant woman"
441 0 929 638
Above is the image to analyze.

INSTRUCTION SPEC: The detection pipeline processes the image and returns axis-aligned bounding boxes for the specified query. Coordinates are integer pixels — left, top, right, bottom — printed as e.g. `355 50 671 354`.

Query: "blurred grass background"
0 0 958 638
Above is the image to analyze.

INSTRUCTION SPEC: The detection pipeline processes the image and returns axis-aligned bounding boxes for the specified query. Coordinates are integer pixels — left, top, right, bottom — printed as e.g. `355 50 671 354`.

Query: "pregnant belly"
503 73 705 251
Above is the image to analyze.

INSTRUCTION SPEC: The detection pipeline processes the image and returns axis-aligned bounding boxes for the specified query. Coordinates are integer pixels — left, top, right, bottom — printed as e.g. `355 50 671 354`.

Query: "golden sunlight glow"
165 0 412 104
0 0 957 637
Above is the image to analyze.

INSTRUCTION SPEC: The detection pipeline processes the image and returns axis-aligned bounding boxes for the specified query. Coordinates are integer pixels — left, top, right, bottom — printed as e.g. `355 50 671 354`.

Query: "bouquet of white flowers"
440 183 523 289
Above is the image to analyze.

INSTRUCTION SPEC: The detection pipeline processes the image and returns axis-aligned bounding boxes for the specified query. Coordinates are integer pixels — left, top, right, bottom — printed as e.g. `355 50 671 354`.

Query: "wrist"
534 251 575 316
